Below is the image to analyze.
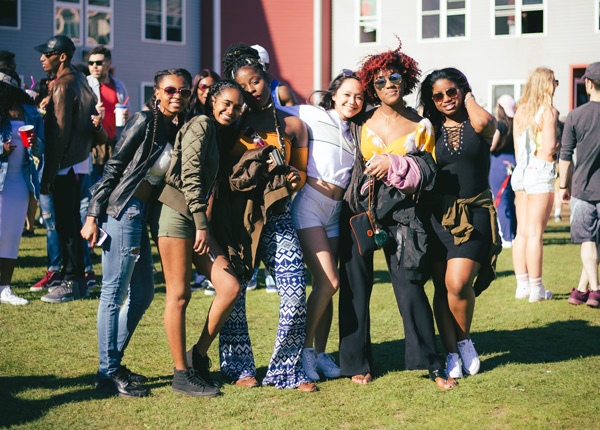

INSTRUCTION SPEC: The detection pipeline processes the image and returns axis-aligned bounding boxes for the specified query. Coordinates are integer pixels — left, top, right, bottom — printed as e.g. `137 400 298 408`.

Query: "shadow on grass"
367 319 600 378
545 224 570 234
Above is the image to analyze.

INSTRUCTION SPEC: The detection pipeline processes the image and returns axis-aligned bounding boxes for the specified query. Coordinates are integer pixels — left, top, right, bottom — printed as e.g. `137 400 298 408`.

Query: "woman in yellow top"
217 44 315 392
511 67 560 302
339 42 456 390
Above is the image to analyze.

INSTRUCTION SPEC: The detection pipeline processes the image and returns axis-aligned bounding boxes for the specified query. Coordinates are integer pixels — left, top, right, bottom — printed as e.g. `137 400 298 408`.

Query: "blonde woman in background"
511 67 560 302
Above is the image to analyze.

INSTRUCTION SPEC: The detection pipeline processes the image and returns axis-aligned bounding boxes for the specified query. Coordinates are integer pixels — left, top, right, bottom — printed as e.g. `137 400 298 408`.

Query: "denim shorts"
157 203 195 239
511 156 556 194
570 197 600 243
291 183 342 238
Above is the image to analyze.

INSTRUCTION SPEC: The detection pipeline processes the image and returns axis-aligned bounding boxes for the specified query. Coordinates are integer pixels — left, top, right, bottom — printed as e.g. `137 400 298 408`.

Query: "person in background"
0 68 44 305
186 69 220 120
82 68 191 398
559 62 600 308
251 44 297 108
0 51 16 71
511 67 560 302
35 35 100 303
489 94 517 248
420 67 498 380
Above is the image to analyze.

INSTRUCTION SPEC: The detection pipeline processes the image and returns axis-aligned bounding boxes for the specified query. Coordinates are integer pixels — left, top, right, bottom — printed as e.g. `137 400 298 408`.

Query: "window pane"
0 0 18 27
166 0 182 14
88 0 110 6
447 0 465 10
61 0 81 3
495 15 515 35
492 85 515 109
359 23 377 43
166 15 181 26
166 27 182 42
447 14 465 37
88 11 110 45
422 0 440 12
522 9 543 33
422 14 439 38
146 13 161 25
145 0 161 13
56 7 80 43
495 0 513 6
522 0 542 5
360 0 377 17
146 23 161 40
143 85 155 108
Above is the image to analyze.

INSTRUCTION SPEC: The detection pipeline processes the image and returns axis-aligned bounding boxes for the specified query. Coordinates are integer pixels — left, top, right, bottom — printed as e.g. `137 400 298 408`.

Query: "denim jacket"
86 74 128 106
0 104 44 199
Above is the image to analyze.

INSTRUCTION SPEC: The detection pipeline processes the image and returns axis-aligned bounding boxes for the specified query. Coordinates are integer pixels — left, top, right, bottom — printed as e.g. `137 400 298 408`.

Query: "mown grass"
1 221 599 429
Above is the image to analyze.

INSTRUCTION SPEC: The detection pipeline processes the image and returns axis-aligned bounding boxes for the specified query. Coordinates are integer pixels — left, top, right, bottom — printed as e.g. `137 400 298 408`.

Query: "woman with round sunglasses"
215 44 315 392
185 69 221 121
276 70 365 381
158 80 245 397
82 68 192 398
339 43 455 390
510 67 559 302
419 68 499 380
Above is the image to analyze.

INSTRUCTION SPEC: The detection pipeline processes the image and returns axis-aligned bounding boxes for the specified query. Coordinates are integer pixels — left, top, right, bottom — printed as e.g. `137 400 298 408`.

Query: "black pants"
338 202 444 376
53 169 85 282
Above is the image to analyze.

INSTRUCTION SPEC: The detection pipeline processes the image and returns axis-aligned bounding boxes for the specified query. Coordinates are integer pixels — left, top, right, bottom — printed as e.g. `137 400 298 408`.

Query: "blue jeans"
39 192 61 272
97 197 155 378
489 153 517 242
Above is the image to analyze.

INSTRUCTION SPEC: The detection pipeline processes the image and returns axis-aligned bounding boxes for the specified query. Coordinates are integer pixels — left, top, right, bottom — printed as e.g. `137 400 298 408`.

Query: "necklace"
271 104 286 159
379 107 402 144
442 122 465 155
259 99 274 112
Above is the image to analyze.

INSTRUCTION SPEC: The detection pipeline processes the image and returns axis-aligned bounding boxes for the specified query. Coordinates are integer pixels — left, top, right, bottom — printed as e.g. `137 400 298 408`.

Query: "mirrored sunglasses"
373 73 402 91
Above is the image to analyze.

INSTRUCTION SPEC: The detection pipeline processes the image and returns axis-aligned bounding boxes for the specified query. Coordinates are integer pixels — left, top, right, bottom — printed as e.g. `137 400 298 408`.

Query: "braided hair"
204 79 244 121
222 43 270 83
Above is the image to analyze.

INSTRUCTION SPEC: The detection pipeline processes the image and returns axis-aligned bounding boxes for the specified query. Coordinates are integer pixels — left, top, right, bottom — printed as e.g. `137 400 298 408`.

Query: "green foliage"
1 222 599 429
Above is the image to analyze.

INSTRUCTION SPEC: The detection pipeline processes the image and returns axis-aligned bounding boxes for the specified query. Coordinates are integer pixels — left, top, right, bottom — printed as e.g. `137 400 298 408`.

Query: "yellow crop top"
360 118 435 159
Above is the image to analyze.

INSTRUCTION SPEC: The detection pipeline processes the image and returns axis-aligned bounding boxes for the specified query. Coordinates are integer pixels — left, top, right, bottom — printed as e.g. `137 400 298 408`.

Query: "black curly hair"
204 79 244 120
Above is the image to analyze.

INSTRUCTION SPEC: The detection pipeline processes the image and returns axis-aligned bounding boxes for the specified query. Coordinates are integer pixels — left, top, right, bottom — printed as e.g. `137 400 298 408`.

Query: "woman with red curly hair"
338 42 455 390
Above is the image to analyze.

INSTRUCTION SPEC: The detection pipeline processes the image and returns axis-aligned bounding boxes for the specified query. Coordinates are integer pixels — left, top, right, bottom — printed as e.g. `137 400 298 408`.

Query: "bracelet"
559 185 567 189
464 94 475 105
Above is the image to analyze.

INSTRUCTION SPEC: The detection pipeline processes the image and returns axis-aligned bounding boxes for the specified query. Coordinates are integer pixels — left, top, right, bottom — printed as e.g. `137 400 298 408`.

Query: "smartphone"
208 251 216 262
96 227 109 247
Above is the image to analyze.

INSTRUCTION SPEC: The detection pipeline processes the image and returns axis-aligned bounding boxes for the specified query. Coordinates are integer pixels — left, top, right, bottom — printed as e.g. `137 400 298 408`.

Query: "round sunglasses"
432 87 459 103
374 73 402 91
160 86 192 98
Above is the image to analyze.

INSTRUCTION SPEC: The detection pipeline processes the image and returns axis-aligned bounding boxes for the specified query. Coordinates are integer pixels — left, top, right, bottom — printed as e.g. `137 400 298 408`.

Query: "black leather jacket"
87 111 176 220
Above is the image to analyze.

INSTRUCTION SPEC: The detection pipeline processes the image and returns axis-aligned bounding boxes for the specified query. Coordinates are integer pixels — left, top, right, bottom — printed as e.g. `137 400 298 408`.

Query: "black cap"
34 35 76 55
583 62 600 81
0 50 15 62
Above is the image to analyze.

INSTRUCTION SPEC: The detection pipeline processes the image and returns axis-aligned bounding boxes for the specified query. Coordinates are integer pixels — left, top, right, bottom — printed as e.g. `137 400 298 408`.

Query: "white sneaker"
316 352 341 378
457 339 480 375
265 274 277 293
204 281 216 295
515 283 530 299
0 286 29 306
301 347 320 381
191 273 206 291
446 352 463 379
529 285 552 302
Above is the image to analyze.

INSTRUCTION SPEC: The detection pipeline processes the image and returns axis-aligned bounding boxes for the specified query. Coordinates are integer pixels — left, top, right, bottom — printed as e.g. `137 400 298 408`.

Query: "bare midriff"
306 177 345 201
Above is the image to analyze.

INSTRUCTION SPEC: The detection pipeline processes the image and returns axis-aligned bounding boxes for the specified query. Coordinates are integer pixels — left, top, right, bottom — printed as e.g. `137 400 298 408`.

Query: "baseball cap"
582 62 600 81
34 35 76 55
497 94 516 118
251 44 269 65
0 50 15 62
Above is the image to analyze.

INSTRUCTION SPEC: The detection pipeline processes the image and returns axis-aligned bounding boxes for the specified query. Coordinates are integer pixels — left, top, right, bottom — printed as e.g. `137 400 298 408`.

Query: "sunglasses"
374 73 402 90
198 83 210 91
160 86 192 98
432 87 459 103
88 60 104 66
43 51 60 59
554 79 559 87
341 68 356 77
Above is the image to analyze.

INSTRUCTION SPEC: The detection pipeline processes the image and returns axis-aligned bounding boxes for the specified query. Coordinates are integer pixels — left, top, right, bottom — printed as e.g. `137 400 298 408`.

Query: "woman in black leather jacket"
81 68 192 399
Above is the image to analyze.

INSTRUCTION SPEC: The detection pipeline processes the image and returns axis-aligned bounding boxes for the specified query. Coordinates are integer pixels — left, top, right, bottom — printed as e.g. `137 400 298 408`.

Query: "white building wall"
332 0 600 116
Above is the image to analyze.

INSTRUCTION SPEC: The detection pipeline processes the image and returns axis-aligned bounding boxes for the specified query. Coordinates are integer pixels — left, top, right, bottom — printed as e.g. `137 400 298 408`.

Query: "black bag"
349 177 389 256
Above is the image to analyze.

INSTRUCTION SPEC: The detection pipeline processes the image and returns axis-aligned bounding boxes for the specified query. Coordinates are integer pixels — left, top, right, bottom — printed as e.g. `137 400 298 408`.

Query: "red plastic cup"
18 125 34 148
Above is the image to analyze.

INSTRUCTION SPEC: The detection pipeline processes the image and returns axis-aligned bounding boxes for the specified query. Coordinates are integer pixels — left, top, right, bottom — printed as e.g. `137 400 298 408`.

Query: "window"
596 0 600 32
140 82 155 111
488 81 525 112
0 0 19 29
143 0 185 44
420 0 468 41
54 0 113 47
493 0 545 37
357 0 380 45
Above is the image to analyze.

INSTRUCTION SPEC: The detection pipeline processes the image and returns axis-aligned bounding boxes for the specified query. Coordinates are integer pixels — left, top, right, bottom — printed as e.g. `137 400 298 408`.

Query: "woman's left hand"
286 165 301 190
28 133 38 148
364 154 390 181
193 229 210 255
2 139 16 156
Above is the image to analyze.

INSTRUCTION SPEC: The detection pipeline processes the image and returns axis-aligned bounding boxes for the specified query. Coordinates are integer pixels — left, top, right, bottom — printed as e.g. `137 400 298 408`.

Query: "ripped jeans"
97 196 155 378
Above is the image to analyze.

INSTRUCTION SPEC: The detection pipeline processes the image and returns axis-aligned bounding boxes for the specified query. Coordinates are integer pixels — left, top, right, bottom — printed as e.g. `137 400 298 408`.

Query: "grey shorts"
157 204 195 239
291 183 342 238
511 156 556 194
570 197 600 243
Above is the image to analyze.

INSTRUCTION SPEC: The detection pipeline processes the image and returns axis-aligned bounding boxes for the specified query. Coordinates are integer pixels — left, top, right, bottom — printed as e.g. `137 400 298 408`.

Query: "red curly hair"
358 39 420 105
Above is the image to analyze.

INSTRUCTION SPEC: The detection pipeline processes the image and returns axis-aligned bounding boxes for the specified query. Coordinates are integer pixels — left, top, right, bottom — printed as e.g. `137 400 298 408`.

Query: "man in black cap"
34 35 100 303
0 51 16 71
559 62 600 309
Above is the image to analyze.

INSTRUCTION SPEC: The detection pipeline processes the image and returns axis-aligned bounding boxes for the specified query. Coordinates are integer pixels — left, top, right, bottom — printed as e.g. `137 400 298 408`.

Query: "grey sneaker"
172 368 220 397
41 280 80 303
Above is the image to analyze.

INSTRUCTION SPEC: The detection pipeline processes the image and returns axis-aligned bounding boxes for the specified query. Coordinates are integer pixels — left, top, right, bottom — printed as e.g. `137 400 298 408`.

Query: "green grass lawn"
1 221 599 429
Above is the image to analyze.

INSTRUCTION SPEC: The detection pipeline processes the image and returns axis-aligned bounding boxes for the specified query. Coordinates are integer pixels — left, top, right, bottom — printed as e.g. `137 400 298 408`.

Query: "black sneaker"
172 368 220 397
120 365 147 384
187 348 220 388
97 367 147 398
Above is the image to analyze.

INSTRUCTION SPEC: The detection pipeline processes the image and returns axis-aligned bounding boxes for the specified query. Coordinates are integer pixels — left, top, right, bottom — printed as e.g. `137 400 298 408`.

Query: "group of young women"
76 38 556 398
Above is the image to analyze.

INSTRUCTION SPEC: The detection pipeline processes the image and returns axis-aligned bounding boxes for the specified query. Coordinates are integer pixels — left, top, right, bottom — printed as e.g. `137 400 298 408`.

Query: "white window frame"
596 0 600 33
355 0 381 46
0 0 20 30
141 0 186 45
140 81 155 111
55 0 84 46
86 0 114 48
488 80 526 111
417 0 471 43
490 0 547 39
